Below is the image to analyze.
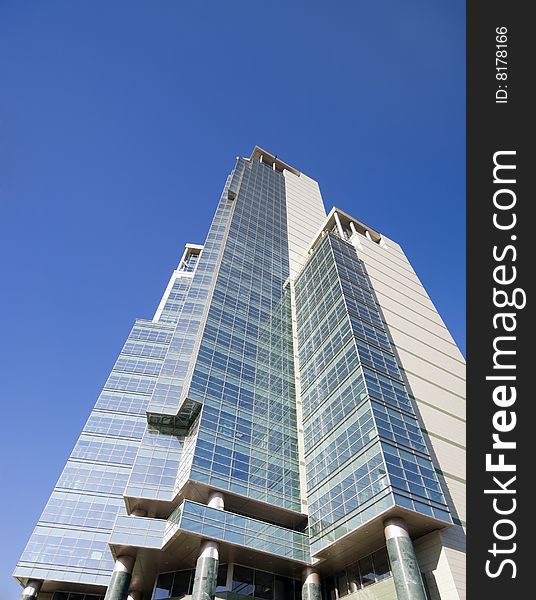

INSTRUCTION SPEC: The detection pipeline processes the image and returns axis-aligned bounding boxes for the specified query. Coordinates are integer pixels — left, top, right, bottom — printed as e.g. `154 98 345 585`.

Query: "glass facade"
168 500 309 562
184 160 300 511
15 319 175 587
147 165 242 419
14 148 458 600
295 233 450 554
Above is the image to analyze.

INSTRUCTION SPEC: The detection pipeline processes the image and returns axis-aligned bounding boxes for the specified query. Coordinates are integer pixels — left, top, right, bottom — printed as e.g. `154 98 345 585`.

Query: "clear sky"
0 1 464 597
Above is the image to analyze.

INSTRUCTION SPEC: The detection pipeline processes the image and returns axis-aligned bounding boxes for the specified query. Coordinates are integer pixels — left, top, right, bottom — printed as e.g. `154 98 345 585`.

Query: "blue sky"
0 1 464 597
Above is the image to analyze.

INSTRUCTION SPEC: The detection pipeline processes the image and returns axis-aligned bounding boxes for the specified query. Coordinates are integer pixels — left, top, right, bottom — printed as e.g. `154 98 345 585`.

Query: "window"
255 570 274 600
346 564 360 594
324 576 338 600
171 570 192 598
359 555 375 587
216 565 228 593
323 547 392 597
336 572 349 597
274 575 295 600
154 573 173 600
153 570 194 600
373 548 390 582
153 565 300 600
232 565 254 596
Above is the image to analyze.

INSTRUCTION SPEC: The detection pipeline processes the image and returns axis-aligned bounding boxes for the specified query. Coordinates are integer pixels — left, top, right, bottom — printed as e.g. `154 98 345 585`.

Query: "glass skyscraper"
14 148 466 600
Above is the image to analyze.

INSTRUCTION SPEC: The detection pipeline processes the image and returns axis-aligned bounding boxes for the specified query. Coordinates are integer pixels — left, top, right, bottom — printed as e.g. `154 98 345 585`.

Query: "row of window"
72 435 140 465
84 412 146 439
129 324 173 345
305 402 376 492
308 444 388 534
53 593 103 600
122 336 171 359
153 565 301 600
94 391 149 415
152 548 391 600
40 491 123 531
105 373 157 395
301 343 360 419
324 547 391 598
159 276 193 324
57 461 130 496
303 369 367 451
20 526 113 573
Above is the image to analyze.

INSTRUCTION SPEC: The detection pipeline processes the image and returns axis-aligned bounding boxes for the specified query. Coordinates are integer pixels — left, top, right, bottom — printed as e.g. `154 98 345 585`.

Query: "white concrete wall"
284 170 326 280
342 577 397 600
284 169 326 512
414 526 466 600
351 232 466 600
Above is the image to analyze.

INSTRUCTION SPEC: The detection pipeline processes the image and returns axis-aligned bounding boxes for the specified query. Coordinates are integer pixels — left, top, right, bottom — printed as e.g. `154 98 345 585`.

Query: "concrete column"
192 492 225 600
225 563 234 593
104 555 136 600
190 491 224 600
333 211 345 238
207 491 225 510
302 569 321 600
20 580 41 600
384 518 427 600
126 590 142 600
191 540 220 600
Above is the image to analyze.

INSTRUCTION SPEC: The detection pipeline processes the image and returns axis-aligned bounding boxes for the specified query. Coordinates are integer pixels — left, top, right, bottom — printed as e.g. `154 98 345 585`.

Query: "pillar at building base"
384 518 427 600
191 540 220 600
189 493 224 600
104 555 136 600
20 580 41 600
302 569 321 600
207 491 225 511
127 589 142 600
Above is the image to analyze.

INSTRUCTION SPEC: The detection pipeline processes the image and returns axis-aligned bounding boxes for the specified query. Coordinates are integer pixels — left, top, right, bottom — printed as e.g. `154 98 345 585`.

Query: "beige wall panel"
396 350 466 398
343 577 397 600
387 327 466 374
416 402 466 446
284 170 326 280
374 295 453 342
426 437 466 480
367 278 444 324
438 476 466 523
415 528 465 600
404 375 465 420
360 258 433 301
378 311 460 359
358 245 429 291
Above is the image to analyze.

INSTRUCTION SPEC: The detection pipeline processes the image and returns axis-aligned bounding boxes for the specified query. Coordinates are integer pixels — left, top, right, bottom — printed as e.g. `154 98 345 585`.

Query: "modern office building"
14 148 466 600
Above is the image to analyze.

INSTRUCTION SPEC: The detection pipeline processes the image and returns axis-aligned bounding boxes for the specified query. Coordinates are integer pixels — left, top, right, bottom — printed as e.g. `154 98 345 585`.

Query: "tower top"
247 146 301 177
